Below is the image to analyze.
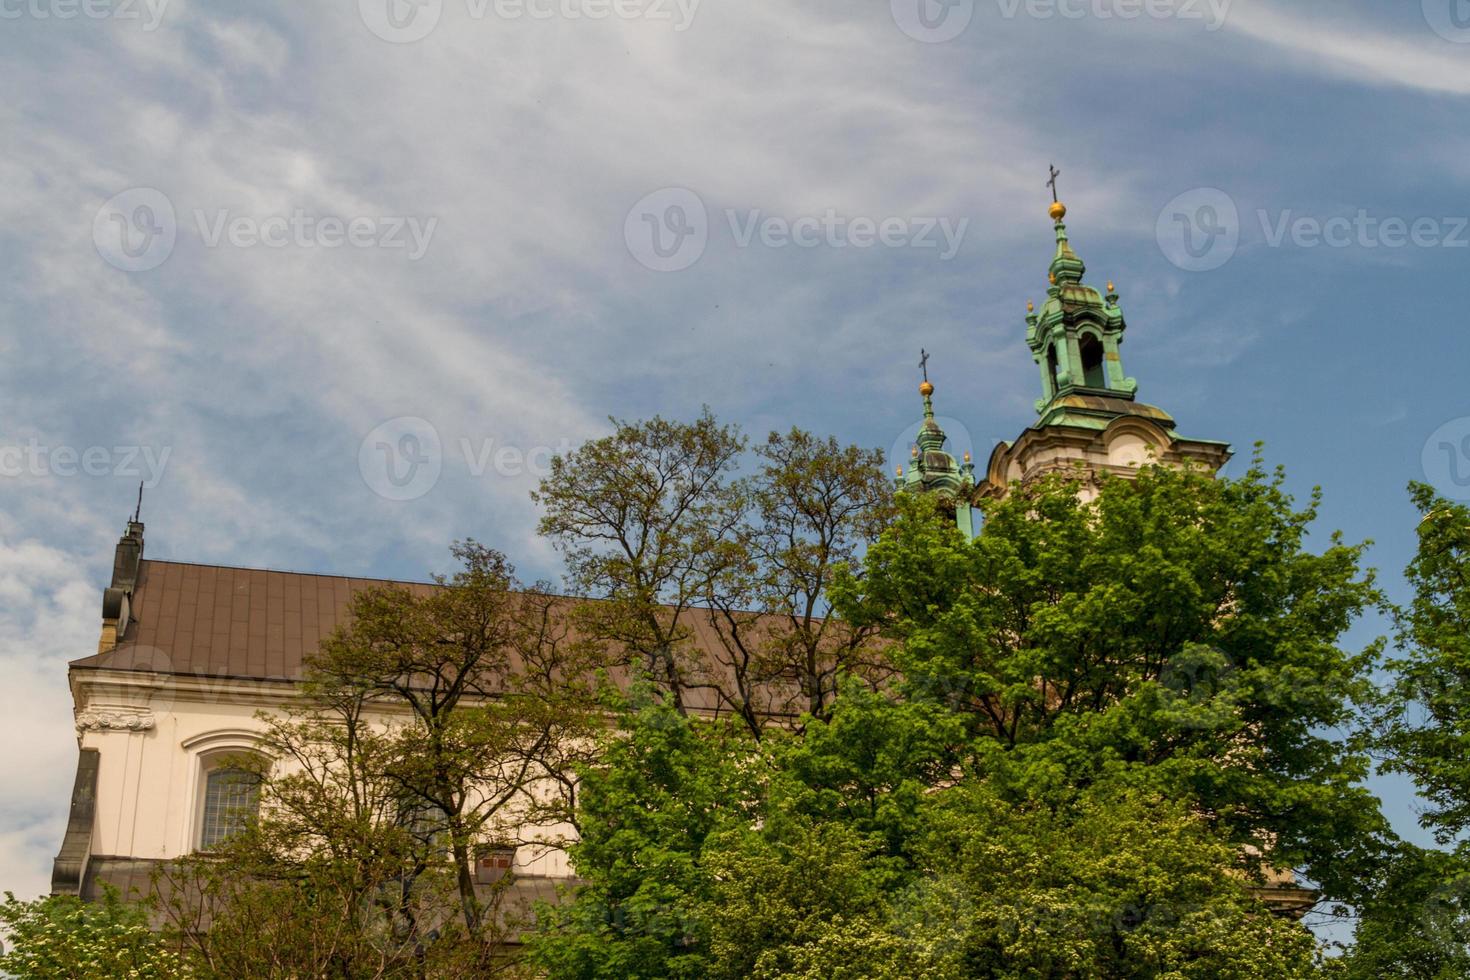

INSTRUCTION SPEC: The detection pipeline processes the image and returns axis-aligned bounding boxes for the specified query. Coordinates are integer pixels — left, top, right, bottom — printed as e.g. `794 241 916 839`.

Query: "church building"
52 197 1241 911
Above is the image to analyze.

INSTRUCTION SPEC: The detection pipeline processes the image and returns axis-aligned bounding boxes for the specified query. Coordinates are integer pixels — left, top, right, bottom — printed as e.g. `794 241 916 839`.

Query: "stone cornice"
75 708 156 734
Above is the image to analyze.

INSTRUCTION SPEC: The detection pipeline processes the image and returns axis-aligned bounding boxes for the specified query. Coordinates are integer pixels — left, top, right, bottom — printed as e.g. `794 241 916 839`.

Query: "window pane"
201 768 260 848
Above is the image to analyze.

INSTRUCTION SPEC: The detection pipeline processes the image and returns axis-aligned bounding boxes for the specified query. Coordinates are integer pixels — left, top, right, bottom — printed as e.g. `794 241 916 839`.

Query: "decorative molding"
50 748 99 896
181 728 265 752
75 708 156 733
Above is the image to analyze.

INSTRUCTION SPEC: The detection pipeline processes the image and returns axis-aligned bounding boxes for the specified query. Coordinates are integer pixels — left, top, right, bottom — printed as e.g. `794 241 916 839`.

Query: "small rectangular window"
201 768 260 848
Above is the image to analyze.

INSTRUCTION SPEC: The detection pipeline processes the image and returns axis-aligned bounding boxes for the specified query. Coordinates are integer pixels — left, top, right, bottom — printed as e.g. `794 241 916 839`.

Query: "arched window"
1080 334 1106 389
1047 343 1062 389
200 767 260 848
397 799 451 856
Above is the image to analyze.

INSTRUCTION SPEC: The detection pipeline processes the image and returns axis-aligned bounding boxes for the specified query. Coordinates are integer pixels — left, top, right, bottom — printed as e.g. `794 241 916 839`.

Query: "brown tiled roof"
68 560 811 718
71 560 438 682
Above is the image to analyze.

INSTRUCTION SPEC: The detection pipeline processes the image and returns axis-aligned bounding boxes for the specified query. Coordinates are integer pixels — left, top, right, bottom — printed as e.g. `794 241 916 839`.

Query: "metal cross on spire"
1047 163 1061 203
918 348 930 383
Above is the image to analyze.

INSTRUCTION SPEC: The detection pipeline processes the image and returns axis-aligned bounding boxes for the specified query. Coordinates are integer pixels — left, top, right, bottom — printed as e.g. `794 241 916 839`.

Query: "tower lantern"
895 358 977 536
977 184 1232 498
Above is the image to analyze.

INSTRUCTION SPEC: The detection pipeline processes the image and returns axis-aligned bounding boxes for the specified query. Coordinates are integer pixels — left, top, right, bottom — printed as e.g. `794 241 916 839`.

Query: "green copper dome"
1026 201 1148 423
897 380 975 496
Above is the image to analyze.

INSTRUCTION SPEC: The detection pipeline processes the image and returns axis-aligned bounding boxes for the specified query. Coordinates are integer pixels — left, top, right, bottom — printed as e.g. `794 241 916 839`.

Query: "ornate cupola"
1027 197 1143 423
896 353 977 535
979 175 1232 499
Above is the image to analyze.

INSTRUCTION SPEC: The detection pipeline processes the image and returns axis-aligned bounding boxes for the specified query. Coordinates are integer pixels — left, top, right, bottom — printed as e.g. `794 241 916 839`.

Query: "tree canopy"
10 414 1467 978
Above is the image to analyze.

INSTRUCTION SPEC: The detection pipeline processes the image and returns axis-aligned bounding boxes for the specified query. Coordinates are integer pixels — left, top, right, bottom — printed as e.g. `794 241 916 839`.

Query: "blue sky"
2 0 1469 905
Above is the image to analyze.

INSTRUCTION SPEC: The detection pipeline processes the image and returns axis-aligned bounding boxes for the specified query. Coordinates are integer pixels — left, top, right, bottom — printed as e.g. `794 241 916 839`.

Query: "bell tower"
895 355 978 535
1030 198 1137 411
978 186 1231 499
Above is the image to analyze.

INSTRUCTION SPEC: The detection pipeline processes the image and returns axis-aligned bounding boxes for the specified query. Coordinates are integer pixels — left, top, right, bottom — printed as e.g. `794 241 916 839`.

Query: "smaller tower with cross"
895 352 976 536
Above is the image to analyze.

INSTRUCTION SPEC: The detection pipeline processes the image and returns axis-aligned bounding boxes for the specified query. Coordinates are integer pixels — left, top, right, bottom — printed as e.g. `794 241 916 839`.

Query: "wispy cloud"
0 0 1464 900
1224 3 1470 96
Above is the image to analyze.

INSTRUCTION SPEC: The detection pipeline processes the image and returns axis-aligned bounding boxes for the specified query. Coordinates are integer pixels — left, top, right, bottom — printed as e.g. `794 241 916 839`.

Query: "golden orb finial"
895 465 903 477
1049 272 1057 285
1107 280 1115 292
963 451 971 463
1049 200 1067 222
1026 300 1035 313
919 380 934 397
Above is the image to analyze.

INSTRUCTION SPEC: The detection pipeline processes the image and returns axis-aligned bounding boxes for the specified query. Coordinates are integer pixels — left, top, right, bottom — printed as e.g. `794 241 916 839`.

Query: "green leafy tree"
153 543 606 977
693 429 895 733
535 416 894 736
530 679 1330 978
533 410 747 714
307 542 606 938
0 887 187 979
1347 483 1470 976
526 686 760 979
1335 844 1470 979
834 457 1389 901
1379 483 1470 840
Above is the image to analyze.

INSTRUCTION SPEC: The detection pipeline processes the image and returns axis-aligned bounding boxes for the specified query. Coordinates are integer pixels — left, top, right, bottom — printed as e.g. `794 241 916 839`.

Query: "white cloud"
0 4 1054 891
0 0 1458 900
0 539 99 900
1224 4 1470 96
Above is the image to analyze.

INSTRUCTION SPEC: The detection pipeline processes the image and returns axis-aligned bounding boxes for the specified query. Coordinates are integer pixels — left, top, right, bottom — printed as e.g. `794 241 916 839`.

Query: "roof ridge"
138 557 439 587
